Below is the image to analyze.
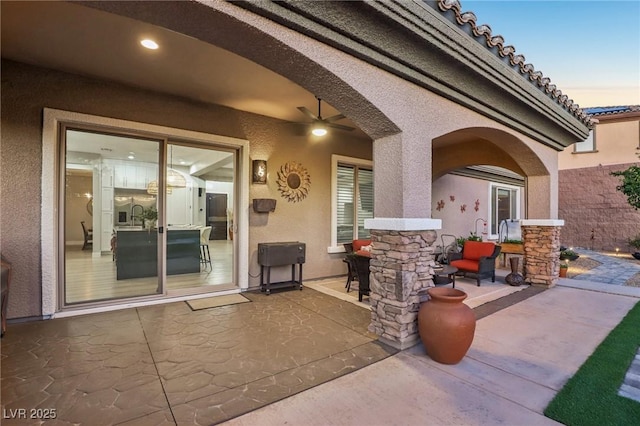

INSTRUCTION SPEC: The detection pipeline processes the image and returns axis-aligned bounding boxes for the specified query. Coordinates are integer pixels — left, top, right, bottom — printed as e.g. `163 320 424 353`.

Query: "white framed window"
489 183 520 239
328 155 373 253
574 129 596 153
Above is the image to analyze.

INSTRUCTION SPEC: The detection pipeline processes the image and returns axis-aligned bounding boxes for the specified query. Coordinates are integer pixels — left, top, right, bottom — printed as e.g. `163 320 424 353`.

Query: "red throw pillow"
353 239 372 252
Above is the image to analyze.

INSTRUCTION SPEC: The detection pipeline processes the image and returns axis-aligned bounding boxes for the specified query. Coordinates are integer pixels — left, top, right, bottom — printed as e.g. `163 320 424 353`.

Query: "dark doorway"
206 193 228 240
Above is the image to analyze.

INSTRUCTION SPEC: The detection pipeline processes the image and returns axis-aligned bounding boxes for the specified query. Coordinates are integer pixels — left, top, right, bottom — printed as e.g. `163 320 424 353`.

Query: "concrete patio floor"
226 280 640 425
1 269 639 425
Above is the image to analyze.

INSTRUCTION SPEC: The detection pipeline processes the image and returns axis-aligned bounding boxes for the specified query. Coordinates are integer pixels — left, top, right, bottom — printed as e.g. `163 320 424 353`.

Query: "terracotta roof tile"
436 0 596 127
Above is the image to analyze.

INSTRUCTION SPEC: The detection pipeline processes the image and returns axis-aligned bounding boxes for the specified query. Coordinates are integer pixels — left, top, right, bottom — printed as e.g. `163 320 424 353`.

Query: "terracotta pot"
559 267 568 278
418 287 476 364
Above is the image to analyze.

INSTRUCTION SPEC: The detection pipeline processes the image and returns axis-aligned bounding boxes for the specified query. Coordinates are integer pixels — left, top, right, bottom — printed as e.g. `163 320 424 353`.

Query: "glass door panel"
63 129 162 304
165 143 235 292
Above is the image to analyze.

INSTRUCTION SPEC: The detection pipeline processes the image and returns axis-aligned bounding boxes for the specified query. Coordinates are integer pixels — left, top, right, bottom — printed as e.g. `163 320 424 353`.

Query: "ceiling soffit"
233 0 590 150
75 0 399 140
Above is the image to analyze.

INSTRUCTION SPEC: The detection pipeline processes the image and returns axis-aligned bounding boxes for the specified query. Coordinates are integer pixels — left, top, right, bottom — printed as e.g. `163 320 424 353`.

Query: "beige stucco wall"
559 118 640 170
431 174 526 242
210 0 561 221
0 60 371 319
432 174 489 239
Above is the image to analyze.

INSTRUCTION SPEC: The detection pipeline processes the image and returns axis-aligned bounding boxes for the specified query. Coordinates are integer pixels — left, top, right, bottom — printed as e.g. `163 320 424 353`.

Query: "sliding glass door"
164 143 235 293
63 129 162 304
62 129 236 306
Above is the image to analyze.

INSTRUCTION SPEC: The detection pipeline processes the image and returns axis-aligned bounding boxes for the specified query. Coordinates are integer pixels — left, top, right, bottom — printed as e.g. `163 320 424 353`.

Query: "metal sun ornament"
277 161 311 203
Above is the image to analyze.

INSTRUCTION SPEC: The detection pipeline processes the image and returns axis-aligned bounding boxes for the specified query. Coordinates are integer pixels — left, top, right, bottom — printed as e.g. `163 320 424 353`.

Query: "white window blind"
337 164 373 244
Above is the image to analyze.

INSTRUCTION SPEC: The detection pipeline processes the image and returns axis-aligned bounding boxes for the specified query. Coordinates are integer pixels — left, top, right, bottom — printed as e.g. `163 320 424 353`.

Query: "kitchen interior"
64 129 236 305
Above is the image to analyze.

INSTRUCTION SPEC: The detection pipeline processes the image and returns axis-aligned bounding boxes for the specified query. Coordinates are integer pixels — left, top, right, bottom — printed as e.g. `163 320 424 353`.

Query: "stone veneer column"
365 218 441 350
521 219 564 288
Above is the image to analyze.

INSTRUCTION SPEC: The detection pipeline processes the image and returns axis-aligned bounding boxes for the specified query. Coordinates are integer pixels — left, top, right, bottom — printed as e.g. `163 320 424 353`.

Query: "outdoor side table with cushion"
433 264 457 288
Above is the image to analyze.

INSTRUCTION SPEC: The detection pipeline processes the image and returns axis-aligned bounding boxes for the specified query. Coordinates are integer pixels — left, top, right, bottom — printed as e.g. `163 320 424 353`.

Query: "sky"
461 0 640 108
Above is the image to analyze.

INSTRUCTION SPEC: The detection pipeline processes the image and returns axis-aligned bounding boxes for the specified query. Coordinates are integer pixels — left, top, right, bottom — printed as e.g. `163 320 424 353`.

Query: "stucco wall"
0 60 371 319
558 162 640 252
558 118 640 170
432 174 489 240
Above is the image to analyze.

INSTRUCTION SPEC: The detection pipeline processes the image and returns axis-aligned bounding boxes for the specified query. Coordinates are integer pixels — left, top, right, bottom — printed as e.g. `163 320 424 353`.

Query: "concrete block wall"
558 163 640 252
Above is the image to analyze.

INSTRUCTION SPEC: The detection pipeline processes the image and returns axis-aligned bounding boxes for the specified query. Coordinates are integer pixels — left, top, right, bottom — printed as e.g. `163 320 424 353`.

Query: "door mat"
186 294 251 311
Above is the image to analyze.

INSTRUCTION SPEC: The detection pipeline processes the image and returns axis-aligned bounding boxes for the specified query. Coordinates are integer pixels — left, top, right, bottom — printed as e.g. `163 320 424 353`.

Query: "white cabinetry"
112 161 157 189
100 186 114 252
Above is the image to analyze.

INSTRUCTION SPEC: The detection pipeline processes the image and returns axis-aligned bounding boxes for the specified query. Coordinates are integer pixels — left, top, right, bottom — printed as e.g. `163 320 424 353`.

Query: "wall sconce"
252 160 267 184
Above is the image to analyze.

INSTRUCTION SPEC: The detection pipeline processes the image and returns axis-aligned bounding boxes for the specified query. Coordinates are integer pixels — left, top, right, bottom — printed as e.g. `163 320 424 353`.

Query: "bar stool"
200 226 212 271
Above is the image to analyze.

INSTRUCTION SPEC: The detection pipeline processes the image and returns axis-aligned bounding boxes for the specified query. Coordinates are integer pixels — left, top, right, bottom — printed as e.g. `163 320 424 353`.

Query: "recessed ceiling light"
140 39 159 50
128 155 135 159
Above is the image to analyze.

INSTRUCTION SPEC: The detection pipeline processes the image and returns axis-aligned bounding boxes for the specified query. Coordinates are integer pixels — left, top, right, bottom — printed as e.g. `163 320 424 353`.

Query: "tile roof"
583 105 640 116
436 0 596 127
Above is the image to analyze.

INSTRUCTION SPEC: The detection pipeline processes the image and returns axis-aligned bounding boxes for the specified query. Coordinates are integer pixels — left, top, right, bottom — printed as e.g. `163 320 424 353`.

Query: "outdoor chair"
343 243 357 292
352 253 371 301
449 241 501 286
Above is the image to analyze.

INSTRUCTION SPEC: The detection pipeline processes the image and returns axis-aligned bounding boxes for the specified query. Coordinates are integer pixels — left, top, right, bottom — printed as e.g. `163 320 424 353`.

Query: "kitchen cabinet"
113 162 157 189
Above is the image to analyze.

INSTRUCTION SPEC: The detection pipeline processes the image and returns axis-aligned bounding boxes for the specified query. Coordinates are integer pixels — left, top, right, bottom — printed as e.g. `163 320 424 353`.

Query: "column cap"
365 217 442 231
521 219 565 227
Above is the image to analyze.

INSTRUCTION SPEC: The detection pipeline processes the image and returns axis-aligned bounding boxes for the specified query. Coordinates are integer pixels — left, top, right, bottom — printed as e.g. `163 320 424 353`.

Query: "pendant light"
167 146 187 188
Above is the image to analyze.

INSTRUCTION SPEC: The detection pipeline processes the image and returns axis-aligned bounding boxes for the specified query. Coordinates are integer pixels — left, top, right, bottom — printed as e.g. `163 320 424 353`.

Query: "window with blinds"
337 164 373 244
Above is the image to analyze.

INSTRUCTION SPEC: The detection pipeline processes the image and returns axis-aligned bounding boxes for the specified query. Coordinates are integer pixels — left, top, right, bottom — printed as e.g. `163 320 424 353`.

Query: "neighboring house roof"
583 105 640 116
437 0 595 128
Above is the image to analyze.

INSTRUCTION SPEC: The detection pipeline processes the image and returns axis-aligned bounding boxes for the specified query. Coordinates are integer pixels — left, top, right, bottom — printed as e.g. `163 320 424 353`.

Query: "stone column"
365 218 441 350
521 219 564 287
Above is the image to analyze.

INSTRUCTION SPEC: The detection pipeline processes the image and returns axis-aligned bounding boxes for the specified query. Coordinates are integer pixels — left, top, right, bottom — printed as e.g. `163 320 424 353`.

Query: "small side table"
433 265 458 288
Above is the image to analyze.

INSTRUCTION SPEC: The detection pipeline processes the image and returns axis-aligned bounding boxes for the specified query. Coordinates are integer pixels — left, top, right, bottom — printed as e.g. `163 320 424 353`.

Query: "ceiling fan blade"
327 122 355 131
297 106 318 121
324 113 346 123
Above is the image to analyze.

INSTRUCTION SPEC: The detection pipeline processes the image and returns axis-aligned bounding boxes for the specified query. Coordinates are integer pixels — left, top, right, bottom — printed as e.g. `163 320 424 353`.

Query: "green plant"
560 248 578 257
457 232 482 247
610 165 640 210
135 207 158 222
559 262 569 269
629 235 640 250
502 239 522 244
544 301 640 424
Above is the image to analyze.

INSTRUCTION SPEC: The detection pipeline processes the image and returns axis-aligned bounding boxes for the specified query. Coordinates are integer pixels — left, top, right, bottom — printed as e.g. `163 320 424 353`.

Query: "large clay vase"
505 257 524 286
418 287 476 364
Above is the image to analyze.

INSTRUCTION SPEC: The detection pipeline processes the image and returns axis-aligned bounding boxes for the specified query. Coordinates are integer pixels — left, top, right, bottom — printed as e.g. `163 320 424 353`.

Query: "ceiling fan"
297 97 354 136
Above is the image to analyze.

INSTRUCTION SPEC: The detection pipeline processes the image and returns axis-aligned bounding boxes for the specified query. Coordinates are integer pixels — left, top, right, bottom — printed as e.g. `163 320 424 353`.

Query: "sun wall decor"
277 161 311 203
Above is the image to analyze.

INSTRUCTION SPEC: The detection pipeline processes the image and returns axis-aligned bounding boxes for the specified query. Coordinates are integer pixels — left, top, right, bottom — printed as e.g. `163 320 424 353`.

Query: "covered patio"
2 0 592 366
0 273 540 425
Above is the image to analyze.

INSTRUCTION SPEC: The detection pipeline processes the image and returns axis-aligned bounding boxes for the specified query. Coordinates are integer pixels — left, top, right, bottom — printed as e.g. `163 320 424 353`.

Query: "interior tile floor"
0 274 538 425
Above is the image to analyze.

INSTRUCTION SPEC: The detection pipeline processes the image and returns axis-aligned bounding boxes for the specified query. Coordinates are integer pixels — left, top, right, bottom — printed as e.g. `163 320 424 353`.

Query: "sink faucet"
131 204 144 226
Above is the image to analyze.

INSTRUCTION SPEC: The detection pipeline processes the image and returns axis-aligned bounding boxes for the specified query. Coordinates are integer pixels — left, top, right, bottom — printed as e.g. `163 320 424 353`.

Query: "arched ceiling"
0 1 369 137
432 127 549 179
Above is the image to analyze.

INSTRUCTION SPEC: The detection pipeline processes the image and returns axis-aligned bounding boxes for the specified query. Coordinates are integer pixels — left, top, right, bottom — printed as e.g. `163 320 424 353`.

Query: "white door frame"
42 108 250 318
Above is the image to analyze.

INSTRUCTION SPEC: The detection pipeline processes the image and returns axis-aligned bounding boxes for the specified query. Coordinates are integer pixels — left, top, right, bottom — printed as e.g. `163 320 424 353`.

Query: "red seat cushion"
462 241 495 261
353 239 372 252
450 259 480 272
